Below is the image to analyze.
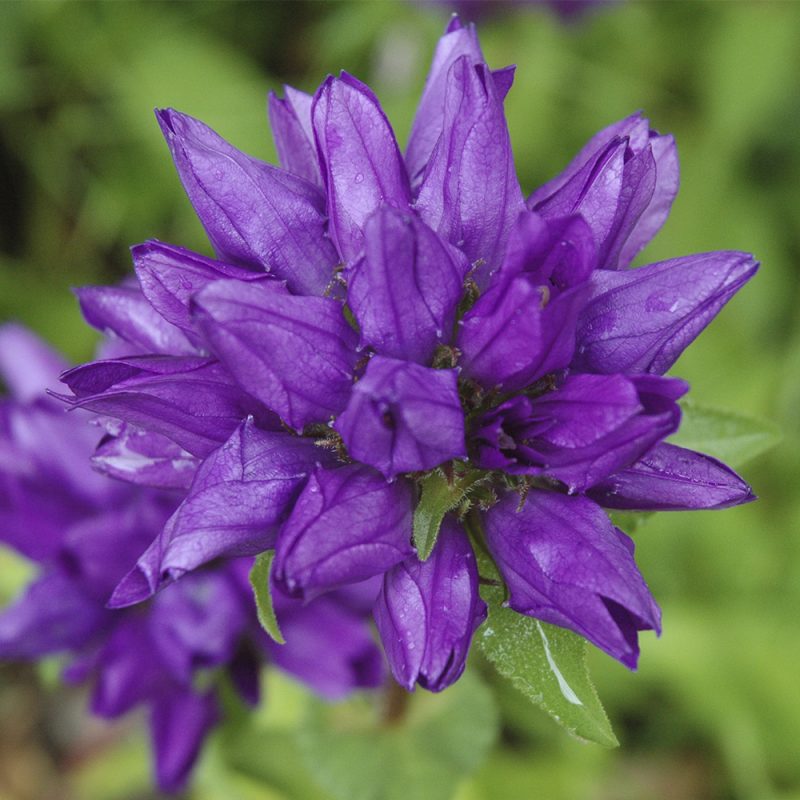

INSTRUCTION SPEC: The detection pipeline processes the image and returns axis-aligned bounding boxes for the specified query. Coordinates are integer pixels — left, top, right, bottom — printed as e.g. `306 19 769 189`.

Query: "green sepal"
249 551 285 645
342 303 360 335
412 465 487 561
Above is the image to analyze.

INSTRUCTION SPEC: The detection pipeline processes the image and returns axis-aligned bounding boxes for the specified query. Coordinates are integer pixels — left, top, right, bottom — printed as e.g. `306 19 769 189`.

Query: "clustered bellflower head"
0 326 383 792
61 17 756 693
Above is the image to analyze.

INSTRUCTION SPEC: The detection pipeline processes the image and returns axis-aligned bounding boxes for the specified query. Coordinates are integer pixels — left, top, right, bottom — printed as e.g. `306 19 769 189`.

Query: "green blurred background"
1 1 798 798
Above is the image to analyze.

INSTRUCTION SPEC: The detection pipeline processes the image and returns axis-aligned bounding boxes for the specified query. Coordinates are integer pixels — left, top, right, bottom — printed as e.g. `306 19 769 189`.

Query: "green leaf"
478 584 618 748
217 671 333 800
220 727 333 800
298 671 498 800
249 551 285 645
608 510 653 534
670 401 780 468
196 738 289 800
413 467 486 561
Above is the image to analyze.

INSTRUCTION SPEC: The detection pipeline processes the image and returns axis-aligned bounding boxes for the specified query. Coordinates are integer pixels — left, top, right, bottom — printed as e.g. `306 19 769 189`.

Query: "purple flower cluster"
60 18 755 695
0 326 382 792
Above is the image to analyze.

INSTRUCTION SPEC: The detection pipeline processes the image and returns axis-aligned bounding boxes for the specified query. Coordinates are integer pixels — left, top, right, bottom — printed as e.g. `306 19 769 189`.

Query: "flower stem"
383 678 410 727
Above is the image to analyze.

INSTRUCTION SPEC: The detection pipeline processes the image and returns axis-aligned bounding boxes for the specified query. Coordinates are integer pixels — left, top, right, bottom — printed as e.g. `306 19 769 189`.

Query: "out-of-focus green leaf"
223 726 334 800
0 546 36 605
69 725 152 800
298 671 498 800
478 584 618 748
249 551 285 645
670 401 780 468
196 737 289 800
216 671 332 800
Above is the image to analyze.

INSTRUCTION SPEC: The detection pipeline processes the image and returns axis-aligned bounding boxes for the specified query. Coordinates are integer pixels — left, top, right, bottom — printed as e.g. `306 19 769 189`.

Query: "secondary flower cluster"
0 326 382 792
58 17 755 698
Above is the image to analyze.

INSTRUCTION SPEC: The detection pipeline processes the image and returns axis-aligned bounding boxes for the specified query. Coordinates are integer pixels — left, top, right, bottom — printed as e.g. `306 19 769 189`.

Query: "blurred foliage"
1 1 799 799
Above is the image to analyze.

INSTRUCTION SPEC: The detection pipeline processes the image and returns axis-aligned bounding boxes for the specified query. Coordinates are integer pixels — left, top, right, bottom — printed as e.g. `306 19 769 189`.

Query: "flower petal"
90 616 161 717
0 324 68 402
273 464 414 600
484 490 661 669
618 133 679 268
336 356 466 480
312 73 411 263
529 114 679 270
406 16 485 185
149 569 248 684
497 211 596 291
588 442 756 511
374 517 486 692
574 251 759 375
75 285 197 356
193 280 359 431
0 572 105 658
132 240 283 343
347 207 469 363
532 138 645 272
60 503 171 601
63 354 211 396
0 402 119 561
457 276 587 392
491 65 516 100
475 373 686 491
92 424 200 490
156 108 337 295
109 419 325 605
63 357 275 457
416 57 524 286
268 85 321 185
268 591 384 699
150 688 219 794
1 400 108 497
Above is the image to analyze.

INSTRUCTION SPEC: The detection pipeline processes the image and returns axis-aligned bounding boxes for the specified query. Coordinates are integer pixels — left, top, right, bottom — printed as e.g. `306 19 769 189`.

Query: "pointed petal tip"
337 70 362 89
445 14 464 33
744 254 761 277
107 565 156 609
46 387 75 405
154 108 205 147
129 240 153 257
154 107 177 133
620 649 640 671
715 250 760 285
734 486 758 507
